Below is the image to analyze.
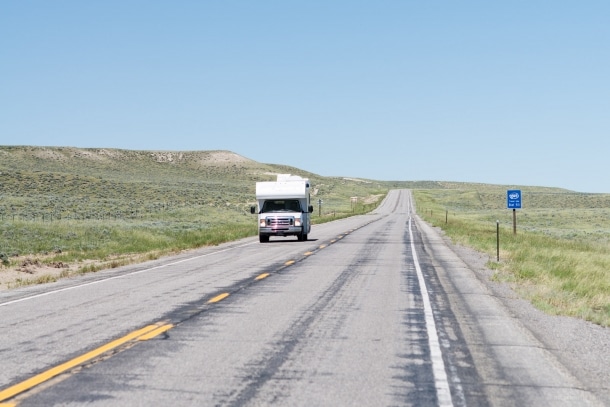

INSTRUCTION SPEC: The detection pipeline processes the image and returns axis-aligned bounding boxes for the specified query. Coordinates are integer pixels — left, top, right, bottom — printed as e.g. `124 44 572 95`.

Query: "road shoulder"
418 217 609 406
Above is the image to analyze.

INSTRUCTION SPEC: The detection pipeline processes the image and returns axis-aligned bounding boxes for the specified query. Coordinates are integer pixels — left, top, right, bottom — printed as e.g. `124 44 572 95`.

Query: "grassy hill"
0 146 390 222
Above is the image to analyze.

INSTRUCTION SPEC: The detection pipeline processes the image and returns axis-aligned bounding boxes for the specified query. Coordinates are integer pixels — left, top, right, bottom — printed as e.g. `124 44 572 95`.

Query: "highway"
0 190 603 406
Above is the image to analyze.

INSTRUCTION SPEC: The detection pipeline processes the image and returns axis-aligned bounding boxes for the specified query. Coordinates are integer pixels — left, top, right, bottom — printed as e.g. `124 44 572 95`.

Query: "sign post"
507 190 522 235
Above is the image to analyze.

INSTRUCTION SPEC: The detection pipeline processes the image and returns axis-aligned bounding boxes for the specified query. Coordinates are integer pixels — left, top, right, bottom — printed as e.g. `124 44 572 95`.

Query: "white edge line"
409 214 454 407
0 242 257 307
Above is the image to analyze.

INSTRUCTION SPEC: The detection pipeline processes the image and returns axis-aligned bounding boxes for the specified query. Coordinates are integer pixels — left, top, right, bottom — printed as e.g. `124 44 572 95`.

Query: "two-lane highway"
0 190 604 406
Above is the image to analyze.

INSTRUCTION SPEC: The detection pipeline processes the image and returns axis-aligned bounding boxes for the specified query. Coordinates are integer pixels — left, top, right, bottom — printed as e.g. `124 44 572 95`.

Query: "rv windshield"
262 200 302 213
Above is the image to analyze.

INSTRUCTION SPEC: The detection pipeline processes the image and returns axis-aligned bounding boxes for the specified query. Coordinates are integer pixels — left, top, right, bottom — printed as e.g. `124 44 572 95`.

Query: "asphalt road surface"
0 190 605 406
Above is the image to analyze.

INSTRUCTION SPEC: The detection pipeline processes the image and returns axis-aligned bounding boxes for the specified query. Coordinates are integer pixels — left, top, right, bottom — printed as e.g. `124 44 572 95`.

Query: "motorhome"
251 174 313 242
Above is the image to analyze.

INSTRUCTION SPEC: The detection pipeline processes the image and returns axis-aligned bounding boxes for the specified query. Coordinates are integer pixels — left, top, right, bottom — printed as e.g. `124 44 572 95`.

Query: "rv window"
262 200 302 213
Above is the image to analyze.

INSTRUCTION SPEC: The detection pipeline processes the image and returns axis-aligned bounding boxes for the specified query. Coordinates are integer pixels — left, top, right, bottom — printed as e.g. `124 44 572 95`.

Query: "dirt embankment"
0 256 71 290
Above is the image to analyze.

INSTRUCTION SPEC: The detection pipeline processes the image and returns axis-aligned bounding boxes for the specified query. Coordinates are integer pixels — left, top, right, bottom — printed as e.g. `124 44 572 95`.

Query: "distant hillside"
0 145 577 189
1 146 287 183
0 145 591 223
0 146 389 221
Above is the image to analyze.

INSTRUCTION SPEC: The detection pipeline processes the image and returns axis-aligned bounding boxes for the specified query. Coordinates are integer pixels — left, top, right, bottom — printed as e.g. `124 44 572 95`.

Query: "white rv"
251 174 314 243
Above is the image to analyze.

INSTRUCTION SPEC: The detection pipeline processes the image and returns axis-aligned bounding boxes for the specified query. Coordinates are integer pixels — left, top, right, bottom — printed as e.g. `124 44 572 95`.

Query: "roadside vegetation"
413 185 610 327
1 147 608 327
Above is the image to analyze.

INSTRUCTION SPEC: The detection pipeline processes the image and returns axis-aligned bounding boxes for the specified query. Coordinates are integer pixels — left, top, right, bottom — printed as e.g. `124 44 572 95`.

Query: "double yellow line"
0 322 173 405
0 288 239 404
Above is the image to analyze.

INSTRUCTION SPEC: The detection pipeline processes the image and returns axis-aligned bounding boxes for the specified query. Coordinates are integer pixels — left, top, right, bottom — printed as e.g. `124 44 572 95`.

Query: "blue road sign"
507 190 522 209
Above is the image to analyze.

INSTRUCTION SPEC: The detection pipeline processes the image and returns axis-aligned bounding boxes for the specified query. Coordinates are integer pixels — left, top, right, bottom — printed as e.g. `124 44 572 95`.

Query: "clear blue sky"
1 1 609 193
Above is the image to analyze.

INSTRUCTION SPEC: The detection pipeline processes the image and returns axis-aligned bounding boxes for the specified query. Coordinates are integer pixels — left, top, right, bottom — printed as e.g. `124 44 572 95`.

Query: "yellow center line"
304 251 313 256
207 293 230 303
285 260 295 266
0 324 161 403
255 273 270 280
319 244 326 249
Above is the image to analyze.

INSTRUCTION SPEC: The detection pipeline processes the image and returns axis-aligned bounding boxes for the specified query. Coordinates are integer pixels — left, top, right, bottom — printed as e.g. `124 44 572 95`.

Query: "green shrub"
0 252 9 267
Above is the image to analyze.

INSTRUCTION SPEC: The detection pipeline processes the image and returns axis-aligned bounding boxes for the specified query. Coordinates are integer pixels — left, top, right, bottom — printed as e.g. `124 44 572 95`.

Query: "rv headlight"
294 218 301 227
260 218 267 227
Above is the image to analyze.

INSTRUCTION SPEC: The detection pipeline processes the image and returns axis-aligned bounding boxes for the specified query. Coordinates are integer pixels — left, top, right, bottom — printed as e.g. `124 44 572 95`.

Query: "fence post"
496 220 500 262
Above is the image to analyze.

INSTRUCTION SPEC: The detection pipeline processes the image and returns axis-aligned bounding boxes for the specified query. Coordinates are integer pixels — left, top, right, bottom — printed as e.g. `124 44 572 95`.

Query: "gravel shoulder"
0 257 74 290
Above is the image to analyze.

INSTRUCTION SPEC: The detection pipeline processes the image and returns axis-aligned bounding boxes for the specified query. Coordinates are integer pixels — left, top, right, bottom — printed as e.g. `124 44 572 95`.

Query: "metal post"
513 209 517 235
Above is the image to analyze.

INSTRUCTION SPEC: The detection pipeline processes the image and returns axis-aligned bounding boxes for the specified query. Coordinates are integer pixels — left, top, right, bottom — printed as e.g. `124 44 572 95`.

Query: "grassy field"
413 185 610 327
1 147 608 327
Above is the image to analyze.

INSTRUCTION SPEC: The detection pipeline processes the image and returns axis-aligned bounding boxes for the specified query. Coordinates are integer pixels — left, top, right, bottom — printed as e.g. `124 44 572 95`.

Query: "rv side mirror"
308 205 314 213
250 206 256 214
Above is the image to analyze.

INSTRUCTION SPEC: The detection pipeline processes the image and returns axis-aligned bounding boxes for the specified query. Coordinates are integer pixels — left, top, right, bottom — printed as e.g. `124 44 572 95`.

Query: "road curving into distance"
0 190 605 406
